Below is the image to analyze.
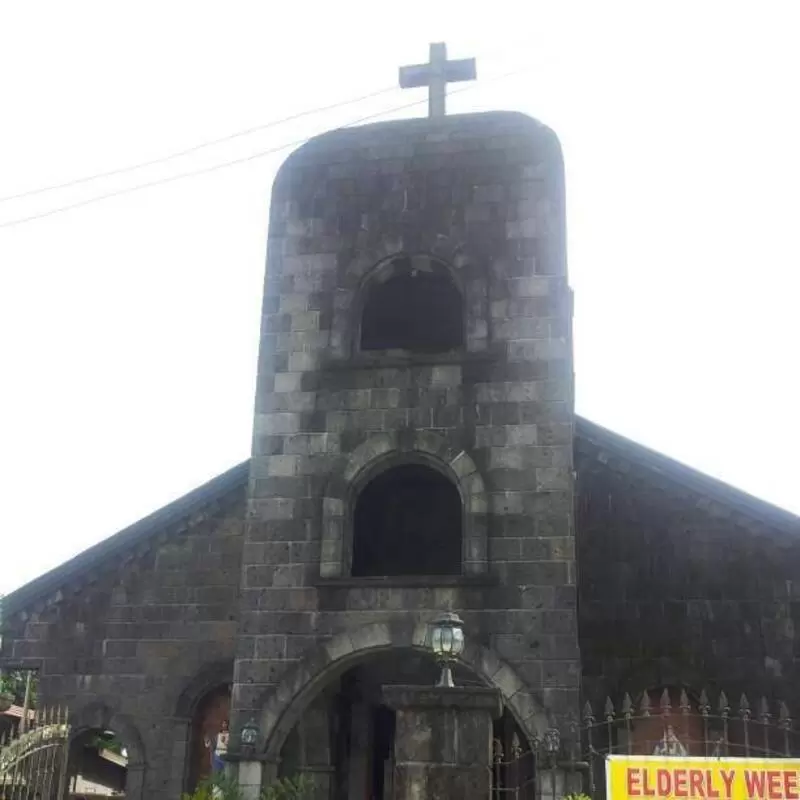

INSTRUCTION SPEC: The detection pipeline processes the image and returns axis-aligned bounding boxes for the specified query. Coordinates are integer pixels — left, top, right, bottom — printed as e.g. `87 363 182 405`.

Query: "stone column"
347 702 370 800
125 762 146 800
293 701 335 799
383 685 502 800
234 759 263 800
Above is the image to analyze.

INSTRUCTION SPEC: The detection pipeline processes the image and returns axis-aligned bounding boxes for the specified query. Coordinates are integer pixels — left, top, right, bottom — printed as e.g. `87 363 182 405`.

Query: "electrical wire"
0 85 400 204
0 64 533 231
0 41 540 208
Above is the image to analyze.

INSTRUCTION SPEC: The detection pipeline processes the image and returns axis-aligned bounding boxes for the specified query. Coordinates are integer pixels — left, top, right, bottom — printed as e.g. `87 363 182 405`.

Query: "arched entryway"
173 661 234 795
186 684 231 792
252 622 547 780
271 648 535 799
68 728 129 798
67 703 145 800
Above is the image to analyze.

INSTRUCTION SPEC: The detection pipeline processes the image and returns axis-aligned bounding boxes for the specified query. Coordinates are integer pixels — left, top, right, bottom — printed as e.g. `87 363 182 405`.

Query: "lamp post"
430 611 465 688
240 718 260 755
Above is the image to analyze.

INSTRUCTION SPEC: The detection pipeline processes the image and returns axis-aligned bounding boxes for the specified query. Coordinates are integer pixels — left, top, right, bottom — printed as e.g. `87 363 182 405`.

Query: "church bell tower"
233 43 578 793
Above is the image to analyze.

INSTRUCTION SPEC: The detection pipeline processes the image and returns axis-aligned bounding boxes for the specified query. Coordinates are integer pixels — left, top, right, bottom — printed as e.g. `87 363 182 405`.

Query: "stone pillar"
125 762 146 800
235 759 263 800
293 701 335 799
347 702 370 800
383 685 502 800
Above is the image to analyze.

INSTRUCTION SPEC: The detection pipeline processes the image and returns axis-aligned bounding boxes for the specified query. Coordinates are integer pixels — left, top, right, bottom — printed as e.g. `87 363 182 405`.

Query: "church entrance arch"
262 639 540 799
173 660 233 795
186 684 231 793
255 621 547 767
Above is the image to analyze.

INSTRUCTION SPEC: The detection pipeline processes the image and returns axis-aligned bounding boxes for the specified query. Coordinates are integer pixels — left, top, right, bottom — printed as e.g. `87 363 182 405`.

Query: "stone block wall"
236 111 579 743
576 431 800 709
0 482 246 799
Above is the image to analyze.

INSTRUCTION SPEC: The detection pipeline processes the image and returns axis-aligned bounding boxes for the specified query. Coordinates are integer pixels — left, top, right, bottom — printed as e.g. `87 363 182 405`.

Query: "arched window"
351 464 462 576
359 255 463 352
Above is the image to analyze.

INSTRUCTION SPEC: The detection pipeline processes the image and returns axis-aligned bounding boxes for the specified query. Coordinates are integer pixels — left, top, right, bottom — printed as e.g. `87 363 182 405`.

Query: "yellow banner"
607 756 800 800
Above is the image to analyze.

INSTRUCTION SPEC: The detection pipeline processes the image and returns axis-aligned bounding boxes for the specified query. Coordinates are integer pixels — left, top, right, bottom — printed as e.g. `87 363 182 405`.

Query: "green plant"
90 732 125 755
181 773 314 800
0 670 36 706
181 772 244 800
0 674 14 698
261 775 314 800
181 781 224 800
563 793 592 800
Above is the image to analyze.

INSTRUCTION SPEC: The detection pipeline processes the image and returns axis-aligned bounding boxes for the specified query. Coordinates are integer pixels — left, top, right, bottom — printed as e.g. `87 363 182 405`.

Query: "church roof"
1 460 249 620
576 417 799 536
2 420 797 619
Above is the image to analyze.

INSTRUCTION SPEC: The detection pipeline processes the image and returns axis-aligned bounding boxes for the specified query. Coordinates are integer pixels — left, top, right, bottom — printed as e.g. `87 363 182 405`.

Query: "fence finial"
605 696 616 722
640 691 651 717
739 693 751 720
759 697 771 725
699 689 711 716
719 691 730 717
679 688 691 713
660 688 672 716
622 692 633 718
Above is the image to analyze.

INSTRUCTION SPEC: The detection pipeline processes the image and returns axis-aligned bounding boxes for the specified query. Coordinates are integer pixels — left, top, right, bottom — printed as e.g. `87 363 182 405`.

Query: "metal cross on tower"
399 42 477 118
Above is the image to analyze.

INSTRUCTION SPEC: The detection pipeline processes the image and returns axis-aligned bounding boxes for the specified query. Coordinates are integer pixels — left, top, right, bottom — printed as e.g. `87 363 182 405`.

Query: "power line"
0 85 399 204
0 43 539 209
0 64 533 231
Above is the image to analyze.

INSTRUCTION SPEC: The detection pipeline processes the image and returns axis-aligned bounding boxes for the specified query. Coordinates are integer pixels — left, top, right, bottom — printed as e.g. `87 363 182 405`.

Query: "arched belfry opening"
359 255 463 352
351 463 462 576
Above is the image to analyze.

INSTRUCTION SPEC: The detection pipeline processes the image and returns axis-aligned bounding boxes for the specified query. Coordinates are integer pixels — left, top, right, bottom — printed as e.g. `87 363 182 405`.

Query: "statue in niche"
204 719 230 774
653 725 687 756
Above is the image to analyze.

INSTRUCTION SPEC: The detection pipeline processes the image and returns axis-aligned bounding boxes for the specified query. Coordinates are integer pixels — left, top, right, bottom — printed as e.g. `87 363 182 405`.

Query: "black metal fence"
491 733 538 799
576 689 799 800
490 689 800 800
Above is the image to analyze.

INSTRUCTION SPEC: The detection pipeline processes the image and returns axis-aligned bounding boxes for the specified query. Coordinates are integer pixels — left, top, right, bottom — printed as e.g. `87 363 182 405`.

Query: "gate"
578 689 800 800
491 733 538 799
0 706 70 799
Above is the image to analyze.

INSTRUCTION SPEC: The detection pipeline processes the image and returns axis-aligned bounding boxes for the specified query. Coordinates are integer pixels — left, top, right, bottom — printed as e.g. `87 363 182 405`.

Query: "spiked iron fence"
491 733 538 799
0 706 70 799
575 689 799 800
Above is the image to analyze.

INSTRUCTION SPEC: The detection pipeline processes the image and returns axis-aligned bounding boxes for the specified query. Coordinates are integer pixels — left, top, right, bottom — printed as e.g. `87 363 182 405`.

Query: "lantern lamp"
240 718 260 752
429 611 465 688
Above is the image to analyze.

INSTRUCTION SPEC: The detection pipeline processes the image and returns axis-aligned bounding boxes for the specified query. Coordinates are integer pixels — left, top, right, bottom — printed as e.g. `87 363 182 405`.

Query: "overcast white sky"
1 2 798 596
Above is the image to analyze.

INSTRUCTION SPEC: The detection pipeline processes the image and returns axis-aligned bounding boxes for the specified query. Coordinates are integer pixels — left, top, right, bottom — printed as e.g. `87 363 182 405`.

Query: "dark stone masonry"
1 107 798 799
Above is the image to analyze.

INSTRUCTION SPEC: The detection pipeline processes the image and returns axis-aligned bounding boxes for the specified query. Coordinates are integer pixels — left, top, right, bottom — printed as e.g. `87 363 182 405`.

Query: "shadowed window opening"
352 464 462 576
69 727 129 797
360 256 463 352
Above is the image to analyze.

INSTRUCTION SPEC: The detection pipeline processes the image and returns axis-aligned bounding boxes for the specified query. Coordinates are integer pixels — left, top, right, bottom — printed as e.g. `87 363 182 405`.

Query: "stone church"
2 45 799 800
